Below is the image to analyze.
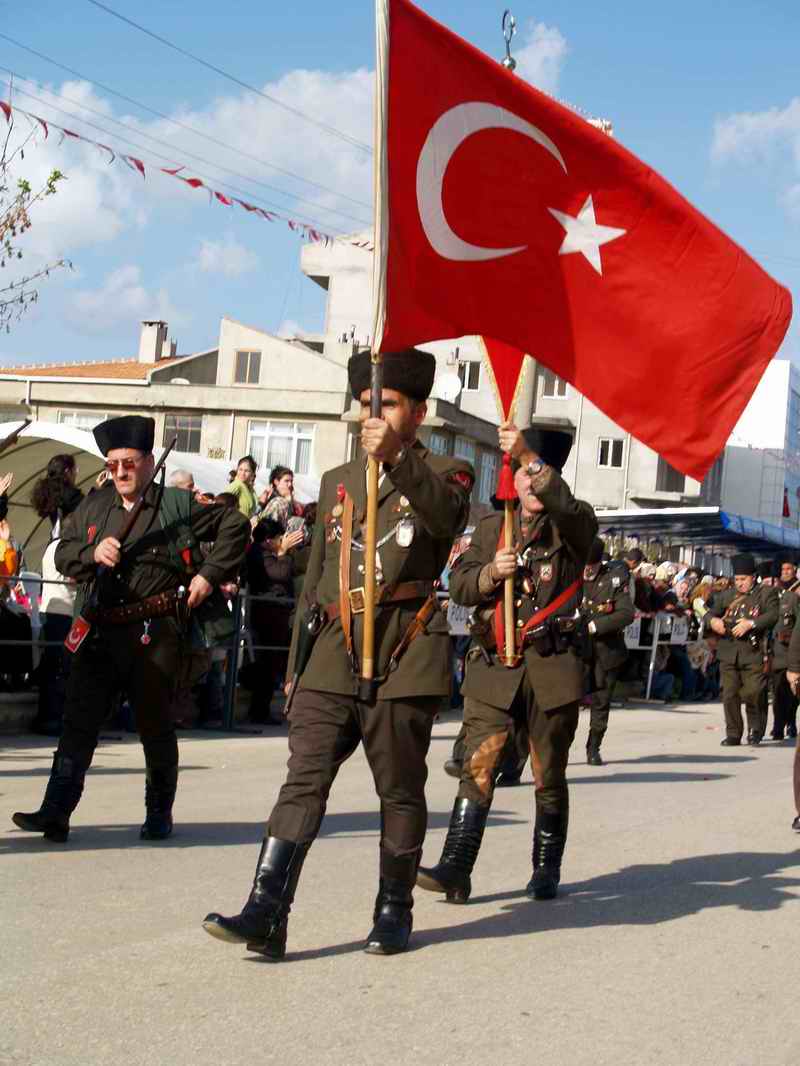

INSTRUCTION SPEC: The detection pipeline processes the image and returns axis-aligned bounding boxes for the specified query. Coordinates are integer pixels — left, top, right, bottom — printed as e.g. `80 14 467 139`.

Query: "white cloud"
514 21 569 96
197 235 259 277
276 318 307 339
63 265 188 336
712 98 800 219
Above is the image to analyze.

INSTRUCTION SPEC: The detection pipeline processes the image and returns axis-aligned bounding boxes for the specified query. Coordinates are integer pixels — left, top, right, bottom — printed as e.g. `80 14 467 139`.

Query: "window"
428 431 451 456
234 350 262 385
457 360 481 392
598 437 624 468
454 435 476 465
58 410 107 430
478 452 500 503
541 369 567 398
656 456 685 493
164 413 202 454
248 420 314 475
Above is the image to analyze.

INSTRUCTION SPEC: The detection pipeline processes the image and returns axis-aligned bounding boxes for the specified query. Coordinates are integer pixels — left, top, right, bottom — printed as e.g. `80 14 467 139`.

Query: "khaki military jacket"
707 584 779 666
449 465 597 713
55 482 249 607
771 587 800 671
288 441 473 700
583 563 635 670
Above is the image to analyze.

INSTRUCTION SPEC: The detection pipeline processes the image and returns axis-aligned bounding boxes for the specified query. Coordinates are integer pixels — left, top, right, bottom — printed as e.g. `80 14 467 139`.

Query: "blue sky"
1 0 798 366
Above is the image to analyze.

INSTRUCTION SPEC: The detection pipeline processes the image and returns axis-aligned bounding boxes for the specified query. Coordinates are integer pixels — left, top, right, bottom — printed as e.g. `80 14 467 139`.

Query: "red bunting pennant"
123 155 146 178
0 101 10 123
33 115 48 138
214 191 233 206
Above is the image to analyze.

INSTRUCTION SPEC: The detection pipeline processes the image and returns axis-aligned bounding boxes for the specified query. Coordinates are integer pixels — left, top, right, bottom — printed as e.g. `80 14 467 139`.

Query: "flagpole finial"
501 10 517 71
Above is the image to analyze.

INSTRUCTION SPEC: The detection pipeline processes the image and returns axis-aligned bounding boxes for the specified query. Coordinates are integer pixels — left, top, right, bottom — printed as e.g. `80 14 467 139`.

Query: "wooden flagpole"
359 353 384 703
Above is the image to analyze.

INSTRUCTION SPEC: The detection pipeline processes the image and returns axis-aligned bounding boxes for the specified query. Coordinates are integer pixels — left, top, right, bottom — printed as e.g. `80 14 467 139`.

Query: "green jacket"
55 483 249 606
706 584 779 666
449 465 597 713
288 441 473 699
583 563 635 670
772 587 800 671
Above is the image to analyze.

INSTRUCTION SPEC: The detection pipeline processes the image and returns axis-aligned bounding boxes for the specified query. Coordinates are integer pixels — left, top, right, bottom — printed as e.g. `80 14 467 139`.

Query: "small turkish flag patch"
87 525 97 543
448 471 473 492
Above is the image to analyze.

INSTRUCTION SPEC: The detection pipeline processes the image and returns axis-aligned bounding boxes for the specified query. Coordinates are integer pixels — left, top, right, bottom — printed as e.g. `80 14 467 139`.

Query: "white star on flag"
548 195 626 276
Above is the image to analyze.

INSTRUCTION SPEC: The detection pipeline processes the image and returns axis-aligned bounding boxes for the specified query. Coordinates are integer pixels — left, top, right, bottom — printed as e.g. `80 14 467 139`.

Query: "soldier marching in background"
581 536 635 766
203 349 473 959
770 555 800 741
12 416 249 844
706 553 779 746
783 611 800 833
416 424 597 905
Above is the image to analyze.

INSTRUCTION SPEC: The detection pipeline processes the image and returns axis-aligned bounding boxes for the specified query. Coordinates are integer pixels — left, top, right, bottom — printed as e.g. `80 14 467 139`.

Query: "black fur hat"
348 349 436 402
93 416 155 456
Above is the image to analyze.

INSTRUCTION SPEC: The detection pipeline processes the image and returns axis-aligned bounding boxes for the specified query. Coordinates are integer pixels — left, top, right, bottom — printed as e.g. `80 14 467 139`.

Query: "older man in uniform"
785 621 800 832
203 349 473 958
582 536 635 766
773 555 800 740
416 424 597 905
12 415 249 843
707 553 778 746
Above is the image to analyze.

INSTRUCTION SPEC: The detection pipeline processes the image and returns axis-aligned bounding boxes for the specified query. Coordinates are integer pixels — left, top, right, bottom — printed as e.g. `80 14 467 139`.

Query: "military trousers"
589 660 619 744
769 667 799 736
57 617 182 781
457 675 579 816
720 659 767 740
268 688 438 856
794 735 800 817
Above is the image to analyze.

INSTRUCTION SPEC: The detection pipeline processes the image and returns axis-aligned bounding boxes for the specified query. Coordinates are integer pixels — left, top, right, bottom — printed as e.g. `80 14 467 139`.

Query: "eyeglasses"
104 457 144 473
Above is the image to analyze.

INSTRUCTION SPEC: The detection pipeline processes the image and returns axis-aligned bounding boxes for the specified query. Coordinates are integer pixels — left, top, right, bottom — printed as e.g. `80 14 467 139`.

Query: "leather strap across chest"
493 522 582 663
338 493 356 658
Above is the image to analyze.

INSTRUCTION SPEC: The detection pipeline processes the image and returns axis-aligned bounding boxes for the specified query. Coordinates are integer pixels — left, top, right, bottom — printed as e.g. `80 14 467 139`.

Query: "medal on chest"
396 518 415 548
539 563 553 583
141 620 152 646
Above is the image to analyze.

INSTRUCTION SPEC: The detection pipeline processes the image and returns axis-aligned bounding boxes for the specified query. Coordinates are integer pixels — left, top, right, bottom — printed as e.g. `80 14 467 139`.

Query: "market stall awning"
596 506 800 555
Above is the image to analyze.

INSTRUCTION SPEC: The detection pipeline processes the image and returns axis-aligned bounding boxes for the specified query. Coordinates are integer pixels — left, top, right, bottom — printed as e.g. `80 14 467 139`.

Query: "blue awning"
596 506 800 555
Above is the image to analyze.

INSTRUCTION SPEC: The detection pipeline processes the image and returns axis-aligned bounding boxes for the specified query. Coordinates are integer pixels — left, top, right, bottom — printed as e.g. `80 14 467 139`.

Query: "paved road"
2 701 799 1066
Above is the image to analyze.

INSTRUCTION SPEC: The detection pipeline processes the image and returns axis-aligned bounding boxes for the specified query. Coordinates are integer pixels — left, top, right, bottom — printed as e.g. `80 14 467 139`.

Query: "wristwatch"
527 459 545 476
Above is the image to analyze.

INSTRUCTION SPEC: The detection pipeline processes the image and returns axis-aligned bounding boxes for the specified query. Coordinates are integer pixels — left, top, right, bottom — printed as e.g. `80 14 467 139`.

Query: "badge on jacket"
539 563 553 582
396 518 415 548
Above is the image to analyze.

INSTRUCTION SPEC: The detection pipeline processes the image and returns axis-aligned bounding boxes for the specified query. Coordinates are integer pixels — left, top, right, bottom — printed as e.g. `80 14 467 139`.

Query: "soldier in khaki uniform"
784 618 800 832
12 416 250 843
707 553 778 746
769 556 800 740
581 537 635 765
416 425 597 905
204 349 473 958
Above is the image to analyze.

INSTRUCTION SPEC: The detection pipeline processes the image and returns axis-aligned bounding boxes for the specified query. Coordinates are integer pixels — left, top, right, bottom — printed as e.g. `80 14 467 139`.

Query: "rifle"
64 437 178 652
284 603 324 715
0 418 31 457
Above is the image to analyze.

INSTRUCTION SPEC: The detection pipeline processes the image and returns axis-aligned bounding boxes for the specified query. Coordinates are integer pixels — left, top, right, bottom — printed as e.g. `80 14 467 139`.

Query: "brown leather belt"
91 588 185 626
323 580 434 622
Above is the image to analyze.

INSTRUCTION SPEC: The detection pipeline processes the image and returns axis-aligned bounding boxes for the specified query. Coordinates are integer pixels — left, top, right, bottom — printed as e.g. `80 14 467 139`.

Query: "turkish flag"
372 0 792 479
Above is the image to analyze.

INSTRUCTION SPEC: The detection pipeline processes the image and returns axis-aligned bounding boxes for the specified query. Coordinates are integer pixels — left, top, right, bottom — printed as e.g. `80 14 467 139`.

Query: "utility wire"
85 0 372 154
1 69 371 228
0 79 350 237
0 32 372 211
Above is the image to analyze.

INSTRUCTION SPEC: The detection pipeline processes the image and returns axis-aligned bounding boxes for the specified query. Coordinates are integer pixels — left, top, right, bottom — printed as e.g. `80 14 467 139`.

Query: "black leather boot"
140 766 178 840
416 797 489 903
12 753 86 842
586 731 604 766
203 837 307 960
365 850 417 956
525 807 568 900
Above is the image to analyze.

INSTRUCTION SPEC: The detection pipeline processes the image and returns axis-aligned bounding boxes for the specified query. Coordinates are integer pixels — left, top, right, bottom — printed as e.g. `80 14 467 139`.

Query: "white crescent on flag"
415 101 568 262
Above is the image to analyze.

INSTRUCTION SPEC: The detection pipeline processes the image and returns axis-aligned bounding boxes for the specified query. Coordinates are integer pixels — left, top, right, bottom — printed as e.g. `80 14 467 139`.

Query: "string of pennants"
0 99 374 251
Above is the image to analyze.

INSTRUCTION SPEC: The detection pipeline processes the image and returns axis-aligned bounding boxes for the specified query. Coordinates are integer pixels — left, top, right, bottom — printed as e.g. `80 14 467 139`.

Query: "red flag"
372 0 792 479
478 336 528 420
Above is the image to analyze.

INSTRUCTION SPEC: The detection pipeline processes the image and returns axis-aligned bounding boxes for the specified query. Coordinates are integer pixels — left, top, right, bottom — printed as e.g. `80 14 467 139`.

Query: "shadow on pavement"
609 754 757 766
568 771 732 786
413 849 800 950
0 807 525 854
0 764 210 778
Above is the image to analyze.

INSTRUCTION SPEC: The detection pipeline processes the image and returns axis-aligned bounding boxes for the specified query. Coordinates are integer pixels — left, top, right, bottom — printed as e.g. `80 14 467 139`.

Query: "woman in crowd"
258 465 303 531
227 455 259 521
244 518 304 724
29 454 85 735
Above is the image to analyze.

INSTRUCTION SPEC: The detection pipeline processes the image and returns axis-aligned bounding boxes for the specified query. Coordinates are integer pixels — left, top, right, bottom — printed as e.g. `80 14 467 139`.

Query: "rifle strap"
339 493 355 660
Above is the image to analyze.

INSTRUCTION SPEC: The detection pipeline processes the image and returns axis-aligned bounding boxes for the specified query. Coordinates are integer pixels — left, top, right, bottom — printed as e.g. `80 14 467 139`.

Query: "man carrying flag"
203 349 474 958
417 423 596 903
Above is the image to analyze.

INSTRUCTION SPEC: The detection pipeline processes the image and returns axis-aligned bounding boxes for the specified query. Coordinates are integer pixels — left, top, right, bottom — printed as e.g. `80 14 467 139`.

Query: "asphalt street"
3 700 799 1066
